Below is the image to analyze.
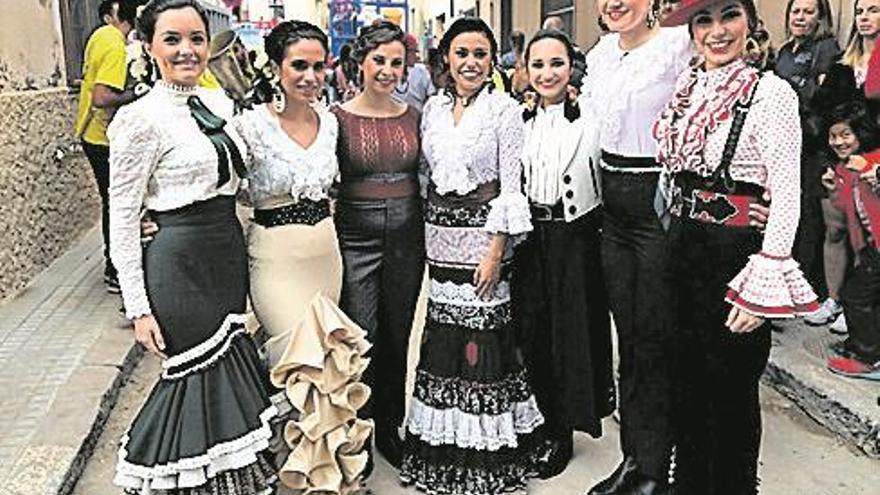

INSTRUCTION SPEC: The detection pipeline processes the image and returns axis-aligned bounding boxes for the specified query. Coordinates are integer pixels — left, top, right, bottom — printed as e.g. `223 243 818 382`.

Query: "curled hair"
264 20 329 66
522 29 580 122
438 17 498 61
825 101 880 159
138 0 209 43
352 20 406 65
437 17 499 100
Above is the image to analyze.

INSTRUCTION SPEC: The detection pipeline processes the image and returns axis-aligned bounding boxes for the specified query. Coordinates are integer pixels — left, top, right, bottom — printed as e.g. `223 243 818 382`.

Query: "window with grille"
59 0 102 87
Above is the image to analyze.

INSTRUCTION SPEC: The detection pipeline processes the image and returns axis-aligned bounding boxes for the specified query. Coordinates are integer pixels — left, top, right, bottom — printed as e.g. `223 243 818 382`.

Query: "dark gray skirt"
115 196 276 495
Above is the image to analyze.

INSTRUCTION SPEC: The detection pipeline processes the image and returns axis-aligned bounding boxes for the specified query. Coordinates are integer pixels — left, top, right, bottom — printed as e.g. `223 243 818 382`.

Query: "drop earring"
272 85 286 113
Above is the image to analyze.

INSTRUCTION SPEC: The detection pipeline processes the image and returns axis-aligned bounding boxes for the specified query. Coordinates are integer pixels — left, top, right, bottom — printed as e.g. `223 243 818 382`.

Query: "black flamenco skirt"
114 196 276 495
512 208 615 438
400 188 545 495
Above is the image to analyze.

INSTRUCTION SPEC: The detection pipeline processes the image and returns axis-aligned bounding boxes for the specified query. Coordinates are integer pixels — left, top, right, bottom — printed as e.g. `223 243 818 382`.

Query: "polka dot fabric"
654 60 818 316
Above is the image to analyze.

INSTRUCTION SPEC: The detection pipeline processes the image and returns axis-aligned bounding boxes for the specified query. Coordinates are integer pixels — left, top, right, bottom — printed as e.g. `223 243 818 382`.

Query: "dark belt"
253 199 330 227
600 151 661 173
339 176 419 200
428 180 500 208
530 202 566 222
672 173 764 228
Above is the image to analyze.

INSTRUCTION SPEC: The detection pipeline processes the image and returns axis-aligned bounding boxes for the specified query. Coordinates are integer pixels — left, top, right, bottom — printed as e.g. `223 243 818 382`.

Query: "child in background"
822 102 880 380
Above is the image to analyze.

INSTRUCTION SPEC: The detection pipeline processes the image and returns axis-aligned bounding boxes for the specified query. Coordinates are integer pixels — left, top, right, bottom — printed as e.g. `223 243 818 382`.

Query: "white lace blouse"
231 105 339 210
108 81 244 319
653 60 818 317
420 89 532 237
581 26 693 158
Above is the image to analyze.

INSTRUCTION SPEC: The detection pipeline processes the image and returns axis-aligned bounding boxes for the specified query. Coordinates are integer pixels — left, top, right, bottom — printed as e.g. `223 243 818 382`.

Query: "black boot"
587 456 640 495
537 432 573 479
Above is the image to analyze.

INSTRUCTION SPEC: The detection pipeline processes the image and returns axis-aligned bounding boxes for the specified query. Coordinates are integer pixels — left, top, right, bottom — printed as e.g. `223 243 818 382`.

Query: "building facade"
419 0 857 55
0 0 234 301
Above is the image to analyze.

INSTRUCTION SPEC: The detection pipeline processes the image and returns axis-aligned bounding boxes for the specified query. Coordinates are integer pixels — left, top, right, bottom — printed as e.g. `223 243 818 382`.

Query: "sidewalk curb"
56 343 143 495
763 361 880 458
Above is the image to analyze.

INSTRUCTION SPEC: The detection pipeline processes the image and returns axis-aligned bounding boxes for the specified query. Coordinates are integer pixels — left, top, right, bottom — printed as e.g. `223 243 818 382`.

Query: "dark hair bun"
264 20 329 65
138 0 210 43
352 20 406 65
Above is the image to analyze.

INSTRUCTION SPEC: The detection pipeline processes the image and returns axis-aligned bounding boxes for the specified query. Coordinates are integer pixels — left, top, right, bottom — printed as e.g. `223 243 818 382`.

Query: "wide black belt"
254 199 330 227
530 202 566 222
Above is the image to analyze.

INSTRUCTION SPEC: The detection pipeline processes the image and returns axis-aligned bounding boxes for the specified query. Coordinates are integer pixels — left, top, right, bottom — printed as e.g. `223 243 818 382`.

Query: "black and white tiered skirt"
400 186 545 495
114 196 276 495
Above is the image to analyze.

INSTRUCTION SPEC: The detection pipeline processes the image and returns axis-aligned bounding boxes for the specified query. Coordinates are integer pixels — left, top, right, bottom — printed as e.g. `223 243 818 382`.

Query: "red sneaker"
827 357 880 381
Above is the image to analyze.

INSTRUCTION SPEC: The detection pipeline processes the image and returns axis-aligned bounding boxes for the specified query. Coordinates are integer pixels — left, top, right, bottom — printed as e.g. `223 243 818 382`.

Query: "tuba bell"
208 29 273 111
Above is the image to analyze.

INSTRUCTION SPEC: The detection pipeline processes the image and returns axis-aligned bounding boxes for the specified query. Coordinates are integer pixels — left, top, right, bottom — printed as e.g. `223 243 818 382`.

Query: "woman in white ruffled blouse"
231 21 372 494
398 18 544 495
654 0 818 492
580 1 693 493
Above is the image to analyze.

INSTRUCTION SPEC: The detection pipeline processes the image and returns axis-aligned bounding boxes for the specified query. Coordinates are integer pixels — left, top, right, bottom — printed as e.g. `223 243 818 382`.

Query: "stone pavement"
0 227 879 495
0 229 138 495
766 320 880 458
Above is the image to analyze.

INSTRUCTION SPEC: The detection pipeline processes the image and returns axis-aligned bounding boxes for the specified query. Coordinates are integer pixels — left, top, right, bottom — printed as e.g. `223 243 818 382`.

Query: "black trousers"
794 193 827 299
601 168 674 480
840 248 880 363
335 195 425 427
669 217 770 495
82 140 115 277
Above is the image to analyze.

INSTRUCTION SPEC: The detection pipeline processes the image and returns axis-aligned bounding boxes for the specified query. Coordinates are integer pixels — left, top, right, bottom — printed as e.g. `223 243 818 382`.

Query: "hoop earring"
272 85 286 113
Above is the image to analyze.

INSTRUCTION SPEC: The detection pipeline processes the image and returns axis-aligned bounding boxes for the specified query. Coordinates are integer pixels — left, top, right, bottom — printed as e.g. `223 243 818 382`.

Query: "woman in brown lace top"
329 20 424 476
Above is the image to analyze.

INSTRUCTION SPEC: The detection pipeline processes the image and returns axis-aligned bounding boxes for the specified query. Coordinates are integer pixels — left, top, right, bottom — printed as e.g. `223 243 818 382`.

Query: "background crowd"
73 0 880 495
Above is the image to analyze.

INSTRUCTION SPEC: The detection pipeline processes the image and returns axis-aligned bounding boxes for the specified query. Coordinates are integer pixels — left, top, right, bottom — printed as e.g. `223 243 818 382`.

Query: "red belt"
675 189 758 228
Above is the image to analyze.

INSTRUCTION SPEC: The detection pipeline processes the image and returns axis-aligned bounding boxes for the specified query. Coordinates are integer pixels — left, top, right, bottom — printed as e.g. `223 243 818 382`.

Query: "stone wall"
0 89 99 301
0 0 99 301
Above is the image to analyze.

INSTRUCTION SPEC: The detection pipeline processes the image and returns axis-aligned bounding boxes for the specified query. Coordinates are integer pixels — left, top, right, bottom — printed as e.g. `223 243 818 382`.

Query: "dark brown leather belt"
339 177 419 199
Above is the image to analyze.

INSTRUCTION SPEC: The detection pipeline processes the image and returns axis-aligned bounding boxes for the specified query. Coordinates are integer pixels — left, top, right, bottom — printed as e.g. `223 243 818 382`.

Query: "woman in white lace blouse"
654 0 818 492
398 18 544 495
108 2 275 494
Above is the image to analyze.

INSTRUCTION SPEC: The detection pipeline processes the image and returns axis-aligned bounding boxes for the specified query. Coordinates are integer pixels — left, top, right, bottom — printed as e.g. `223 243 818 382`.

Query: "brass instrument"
208 29 274 111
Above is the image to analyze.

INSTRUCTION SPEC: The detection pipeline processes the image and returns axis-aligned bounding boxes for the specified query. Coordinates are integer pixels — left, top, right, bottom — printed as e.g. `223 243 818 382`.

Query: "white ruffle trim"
726 254 819 318
114 405 277 492
163 313 248 372
405 396 544 451
430 280 511 307
483 192 533 237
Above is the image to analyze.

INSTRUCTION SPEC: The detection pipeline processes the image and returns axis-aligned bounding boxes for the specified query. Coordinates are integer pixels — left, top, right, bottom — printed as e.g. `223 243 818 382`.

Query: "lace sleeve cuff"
484 192 533 238
122 289 152 320
725 253 819 318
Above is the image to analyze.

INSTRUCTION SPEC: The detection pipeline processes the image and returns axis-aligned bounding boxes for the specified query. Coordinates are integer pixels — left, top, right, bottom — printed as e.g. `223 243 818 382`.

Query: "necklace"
454 83 485 107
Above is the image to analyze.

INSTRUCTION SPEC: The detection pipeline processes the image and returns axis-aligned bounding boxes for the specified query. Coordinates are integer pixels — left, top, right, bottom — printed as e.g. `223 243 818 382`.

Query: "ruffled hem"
270 294 373 493
483 192 533 240
115 406 277 490
163 313 249 379
726 253 819 318
406 396 544 450
120 452 277 495
399 432 543 495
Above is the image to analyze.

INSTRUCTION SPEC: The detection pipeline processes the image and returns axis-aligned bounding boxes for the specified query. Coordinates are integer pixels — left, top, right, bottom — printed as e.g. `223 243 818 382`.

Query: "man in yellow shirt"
75 0 138 293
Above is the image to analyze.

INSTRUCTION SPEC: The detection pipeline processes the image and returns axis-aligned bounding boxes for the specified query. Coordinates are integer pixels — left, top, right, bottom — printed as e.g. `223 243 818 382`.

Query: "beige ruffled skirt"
248 218 372 494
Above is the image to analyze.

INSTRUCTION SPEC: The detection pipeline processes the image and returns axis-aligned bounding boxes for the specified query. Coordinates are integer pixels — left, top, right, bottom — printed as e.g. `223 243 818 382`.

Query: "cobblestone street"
0 228 877 495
